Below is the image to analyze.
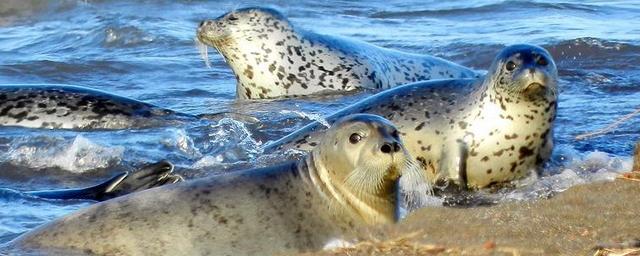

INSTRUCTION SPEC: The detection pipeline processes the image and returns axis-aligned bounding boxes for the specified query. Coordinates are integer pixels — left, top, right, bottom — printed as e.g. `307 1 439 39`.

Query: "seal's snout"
381 142 401 154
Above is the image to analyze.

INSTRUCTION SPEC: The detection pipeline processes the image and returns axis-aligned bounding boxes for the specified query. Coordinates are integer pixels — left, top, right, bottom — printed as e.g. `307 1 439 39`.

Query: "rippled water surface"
0 0 639 245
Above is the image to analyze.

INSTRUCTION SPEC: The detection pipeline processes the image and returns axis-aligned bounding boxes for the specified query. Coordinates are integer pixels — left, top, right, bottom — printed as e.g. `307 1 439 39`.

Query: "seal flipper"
438 139 469 190
27 172 128 201
27 161 182 201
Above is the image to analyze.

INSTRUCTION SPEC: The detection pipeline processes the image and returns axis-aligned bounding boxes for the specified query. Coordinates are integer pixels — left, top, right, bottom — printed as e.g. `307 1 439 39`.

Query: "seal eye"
349 133 362 144
228 15 239 21
505 61 517 71
537 57 548 66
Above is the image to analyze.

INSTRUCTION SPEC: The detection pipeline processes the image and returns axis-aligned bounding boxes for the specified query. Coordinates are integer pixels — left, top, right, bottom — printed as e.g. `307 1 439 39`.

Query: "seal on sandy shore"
26 161 183 201
196 7 478 99
0 84 195 129
10 114 423 255
265 44 558 189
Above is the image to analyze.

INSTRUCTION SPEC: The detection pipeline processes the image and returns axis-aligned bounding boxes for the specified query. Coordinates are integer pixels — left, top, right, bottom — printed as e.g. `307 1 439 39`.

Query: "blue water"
0 0 639 246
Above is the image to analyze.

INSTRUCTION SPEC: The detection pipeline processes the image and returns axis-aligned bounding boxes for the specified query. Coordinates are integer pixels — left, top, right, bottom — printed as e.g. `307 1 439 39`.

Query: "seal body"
197 7 478 99
266 44 558 189
0 85 193 129
10 114 416 255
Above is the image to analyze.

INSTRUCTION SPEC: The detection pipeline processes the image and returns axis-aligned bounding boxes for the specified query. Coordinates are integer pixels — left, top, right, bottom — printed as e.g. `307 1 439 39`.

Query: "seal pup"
265 44 558 189
10 114 423 255
196 7 478 99
0 84 195 130
26 161 183 201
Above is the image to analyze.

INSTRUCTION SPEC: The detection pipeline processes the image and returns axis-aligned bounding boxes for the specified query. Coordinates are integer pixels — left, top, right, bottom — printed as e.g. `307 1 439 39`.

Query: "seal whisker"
399 159 434 211
194 37 211 68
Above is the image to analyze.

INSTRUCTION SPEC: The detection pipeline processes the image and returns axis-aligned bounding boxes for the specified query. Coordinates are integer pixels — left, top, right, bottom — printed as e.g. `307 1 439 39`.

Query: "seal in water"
265 44 558 189
26 161 183 201
10 114 423 255
196 7 478 99
0 84 195 130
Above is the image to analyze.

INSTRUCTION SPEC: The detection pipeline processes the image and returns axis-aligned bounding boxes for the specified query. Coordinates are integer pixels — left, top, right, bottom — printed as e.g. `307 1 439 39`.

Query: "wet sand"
306 178 640 255
633 142 639 172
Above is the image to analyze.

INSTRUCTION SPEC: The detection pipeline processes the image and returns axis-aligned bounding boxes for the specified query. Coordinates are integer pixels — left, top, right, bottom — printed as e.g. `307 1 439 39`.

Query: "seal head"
197 7 288 44
488 44 558 101
310 114 414 224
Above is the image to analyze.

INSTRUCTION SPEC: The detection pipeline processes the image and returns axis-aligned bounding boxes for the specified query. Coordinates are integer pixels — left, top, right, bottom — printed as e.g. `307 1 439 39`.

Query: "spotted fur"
12 114 413 255
197 7 478 99
0 85 193 130
266 44 558 189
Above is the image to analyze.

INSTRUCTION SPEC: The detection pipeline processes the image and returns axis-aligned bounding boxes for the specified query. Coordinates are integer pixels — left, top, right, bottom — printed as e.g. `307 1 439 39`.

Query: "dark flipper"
27 161 183 201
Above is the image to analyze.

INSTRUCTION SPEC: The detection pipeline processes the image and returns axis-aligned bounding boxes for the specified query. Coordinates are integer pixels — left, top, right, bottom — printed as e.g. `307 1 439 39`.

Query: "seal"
10 114 422 255
196 7 478 99
26 161 183 201
265 44 558 189
0 84 195 129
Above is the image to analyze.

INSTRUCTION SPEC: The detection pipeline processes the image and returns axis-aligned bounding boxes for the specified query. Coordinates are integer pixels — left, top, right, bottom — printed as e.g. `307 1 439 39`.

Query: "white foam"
488 148 631 203
5 135 124 173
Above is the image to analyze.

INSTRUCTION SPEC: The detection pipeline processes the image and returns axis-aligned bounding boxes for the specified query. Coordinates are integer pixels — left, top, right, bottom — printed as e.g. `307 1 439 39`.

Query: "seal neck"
299 151 395 226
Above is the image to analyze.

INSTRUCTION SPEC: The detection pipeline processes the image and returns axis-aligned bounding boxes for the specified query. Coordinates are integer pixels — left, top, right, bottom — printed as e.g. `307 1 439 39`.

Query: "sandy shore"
303 142 640 256
304 173 640 255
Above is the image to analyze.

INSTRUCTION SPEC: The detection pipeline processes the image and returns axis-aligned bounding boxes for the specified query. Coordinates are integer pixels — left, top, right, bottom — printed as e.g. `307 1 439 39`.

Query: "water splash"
191 118 262 168
3 135 123 173
280 110 331 128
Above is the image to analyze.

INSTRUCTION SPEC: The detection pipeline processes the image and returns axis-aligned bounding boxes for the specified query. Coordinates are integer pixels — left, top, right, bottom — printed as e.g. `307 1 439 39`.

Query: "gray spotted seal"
10 114 423 255
196 7 478 99
265 44 558 189
0 84 195 129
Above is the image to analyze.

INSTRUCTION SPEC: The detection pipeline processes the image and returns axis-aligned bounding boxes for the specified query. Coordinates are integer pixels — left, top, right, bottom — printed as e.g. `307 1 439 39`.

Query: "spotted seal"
10 114 423 255
196 7 478 99
265 44 558 189
0 84 195 129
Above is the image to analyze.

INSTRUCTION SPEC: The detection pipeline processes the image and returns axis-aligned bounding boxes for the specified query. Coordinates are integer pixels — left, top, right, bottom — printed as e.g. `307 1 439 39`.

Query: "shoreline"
307 176 640 255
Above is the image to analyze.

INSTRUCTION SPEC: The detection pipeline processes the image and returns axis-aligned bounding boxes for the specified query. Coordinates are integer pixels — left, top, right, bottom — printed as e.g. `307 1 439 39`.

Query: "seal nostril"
199 20 205 27
393 142 401 152
381 143 392 154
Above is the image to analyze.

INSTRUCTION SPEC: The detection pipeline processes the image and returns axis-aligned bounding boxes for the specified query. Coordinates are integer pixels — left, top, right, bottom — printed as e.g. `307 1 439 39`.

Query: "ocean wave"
545 37 640 68
369 1 617 19
435 37 640 70
103 25 155 48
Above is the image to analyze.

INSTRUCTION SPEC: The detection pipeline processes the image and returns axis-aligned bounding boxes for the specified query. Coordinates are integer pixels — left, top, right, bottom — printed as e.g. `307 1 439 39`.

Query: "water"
0 0 639 246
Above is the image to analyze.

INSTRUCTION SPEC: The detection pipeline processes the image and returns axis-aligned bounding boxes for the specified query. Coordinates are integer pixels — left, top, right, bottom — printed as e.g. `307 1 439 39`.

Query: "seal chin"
196 32 230 48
